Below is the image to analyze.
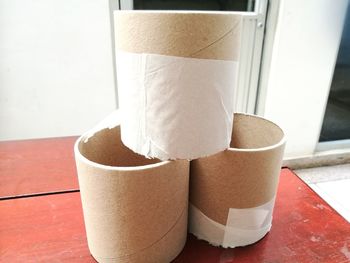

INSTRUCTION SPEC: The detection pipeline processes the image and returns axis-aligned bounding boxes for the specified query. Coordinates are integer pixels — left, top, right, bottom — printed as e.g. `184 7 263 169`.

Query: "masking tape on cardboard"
116 51 238 160
189 197 276 248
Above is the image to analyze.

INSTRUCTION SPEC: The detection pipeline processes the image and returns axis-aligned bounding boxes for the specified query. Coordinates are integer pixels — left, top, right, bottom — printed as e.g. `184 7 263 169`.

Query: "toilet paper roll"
74 111 189 263
114 11 242 160
189 113 286 248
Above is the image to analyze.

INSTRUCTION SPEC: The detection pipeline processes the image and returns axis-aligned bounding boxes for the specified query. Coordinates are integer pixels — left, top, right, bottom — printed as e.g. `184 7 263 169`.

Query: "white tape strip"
189 198 275 248
116 51 238 160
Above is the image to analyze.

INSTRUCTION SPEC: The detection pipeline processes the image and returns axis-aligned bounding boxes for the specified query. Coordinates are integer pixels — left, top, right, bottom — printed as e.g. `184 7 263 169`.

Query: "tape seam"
189 24 238 58
140 53 148 156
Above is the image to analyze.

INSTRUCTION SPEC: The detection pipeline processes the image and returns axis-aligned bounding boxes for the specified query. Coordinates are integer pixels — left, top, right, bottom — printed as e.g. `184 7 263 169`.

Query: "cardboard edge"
229 112 287 152
113 10 249 16
74 112 172 171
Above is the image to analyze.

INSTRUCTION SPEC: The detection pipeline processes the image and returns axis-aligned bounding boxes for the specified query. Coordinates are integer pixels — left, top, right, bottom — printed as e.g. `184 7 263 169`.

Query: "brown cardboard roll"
189 113 286 247
74 120 189 262
114 11 242 160
114 11 241 61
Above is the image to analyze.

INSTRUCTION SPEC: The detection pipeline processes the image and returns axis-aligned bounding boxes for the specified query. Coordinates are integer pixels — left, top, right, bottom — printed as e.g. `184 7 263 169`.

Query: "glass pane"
319 4 350 142
133 0 255 11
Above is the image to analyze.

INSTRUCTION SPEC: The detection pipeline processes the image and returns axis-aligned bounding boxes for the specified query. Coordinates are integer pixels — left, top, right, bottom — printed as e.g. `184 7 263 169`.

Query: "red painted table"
1 137 350 262
0 137 78 198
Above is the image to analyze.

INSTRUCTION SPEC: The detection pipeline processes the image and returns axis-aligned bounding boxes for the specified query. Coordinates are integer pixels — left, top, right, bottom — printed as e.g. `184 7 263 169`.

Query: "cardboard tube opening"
230 113 285 150
78 126 161 167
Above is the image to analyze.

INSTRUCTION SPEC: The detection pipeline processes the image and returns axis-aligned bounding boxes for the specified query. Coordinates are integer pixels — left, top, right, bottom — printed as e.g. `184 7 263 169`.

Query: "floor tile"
295 165 350 223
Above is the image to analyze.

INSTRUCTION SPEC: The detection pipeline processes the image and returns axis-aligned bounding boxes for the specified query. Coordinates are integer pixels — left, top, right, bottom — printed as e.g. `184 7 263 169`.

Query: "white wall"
0 0 117 141
258 0 348 158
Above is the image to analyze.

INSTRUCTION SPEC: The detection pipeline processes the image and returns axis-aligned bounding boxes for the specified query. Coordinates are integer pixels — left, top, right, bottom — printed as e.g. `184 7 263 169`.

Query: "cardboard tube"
114 11 242 160
114 11 241 61
74 113 189 262
189 113 286 247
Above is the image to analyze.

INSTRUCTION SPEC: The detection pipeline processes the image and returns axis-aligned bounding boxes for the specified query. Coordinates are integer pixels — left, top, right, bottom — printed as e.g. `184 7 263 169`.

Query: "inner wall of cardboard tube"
78 126 161 167
230 113 284 150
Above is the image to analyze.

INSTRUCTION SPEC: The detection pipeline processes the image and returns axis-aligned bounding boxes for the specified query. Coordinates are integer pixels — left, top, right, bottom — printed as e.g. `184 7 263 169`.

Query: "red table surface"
1 169 350 263
0 137 79 198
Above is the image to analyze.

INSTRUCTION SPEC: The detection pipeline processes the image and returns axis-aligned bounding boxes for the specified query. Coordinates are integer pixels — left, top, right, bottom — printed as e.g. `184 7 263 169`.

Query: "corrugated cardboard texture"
190 113 286 225
114 11 241 61
75 126 189 263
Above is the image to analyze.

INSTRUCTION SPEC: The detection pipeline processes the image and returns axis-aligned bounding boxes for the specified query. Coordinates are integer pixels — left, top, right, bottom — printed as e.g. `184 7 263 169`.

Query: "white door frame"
256 0 349 160
235 0 269 113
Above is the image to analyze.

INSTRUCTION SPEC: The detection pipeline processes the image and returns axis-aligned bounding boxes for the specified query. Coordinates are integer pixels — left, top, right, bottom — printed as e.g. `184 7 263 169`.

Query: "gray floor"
295 164 350 222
